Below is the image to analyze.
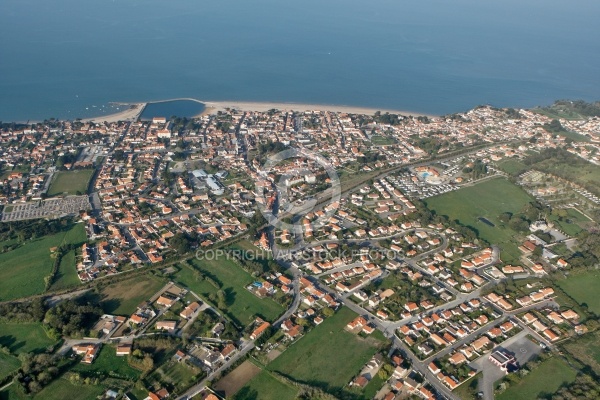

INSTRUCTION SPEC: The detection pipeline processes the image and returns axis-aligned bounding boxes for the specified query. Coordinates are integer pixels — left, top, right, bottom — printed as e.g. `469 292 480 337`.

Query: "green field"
71 345 141 380
50 250 80 290
182 258 284 325
362 372 386 399
497 357 577 400
529 154 600 194
98 274 165 315
0 353 20 381
548 208 590 237
0 322 56 355
0 384 28 400
0 223 86 301
148 360 200 394
267 307 384 395
425 178 534 263
233 370 298 400
497 159 528 176
563 330 600 375
229 239 273 260
47 169 94 197
370 135 397 146
453 373 480 400
30 377 104 400
557 271 600 316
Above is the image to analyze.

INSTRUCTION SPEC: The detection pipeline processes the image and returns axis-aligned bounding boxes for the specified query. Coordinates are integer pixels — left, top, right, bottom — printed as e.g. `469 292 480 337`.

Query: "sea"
1 0 599 122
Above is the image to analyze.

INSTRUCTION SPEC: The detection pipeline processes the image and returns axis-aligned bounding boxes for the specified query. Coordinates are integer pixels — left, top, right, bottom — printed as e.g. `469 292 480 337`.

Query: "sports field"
497 357 577 400
98 274 165 315
557 271 600 316
267 307 384 395
47 169 94 196
425 178 534 262
233 370 298 400
0 223 85 301
0 322 56 354
182 259 284 325
497 159 528 176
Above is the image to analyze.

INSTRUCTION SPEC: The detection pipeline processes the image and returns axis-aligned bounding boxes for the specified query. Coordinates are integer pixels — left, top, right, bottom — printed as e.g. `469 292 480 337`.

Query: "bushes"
0 298 47 322
14 353 68 394
44 298 103 338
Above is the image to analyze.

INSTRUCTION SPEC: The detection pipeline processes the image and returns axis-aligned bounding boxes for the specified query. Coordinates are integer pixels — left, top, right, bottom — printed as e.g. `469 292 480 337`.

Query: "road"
42 138 528 398
45 289 91 307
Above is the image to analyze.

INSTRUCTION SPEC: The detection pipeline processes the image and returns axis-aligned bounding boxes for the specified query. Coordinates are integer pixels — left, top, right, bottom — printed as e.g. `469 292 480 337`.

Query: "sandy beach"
82 98 436 123
82 103 146 123
199 100 435 117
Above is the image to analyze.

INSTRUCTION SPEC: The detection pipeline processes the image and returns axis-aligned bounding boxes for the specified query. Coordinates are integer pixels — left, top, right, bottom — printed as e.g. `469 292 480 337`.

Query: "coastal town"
0 100 599 400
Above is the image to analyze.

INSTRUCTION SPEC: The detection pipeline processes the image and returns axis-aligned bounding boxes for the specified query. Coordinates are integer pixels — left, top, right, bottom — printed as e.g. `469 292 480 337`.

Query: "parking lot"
469 330 543 400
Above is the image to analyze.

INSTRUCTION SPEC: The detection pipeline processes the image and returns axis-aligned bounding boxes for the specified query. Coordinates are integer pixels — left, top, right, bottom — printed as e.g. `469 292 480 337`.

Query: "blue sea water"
1 0 599 121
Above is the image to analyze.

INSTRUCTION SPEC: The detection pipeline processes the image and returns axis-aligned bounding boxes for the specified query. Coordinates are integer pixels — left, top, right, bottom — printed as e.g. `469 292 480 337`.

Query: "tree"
216 290 226 309
169 232 193 254
321 307 335 318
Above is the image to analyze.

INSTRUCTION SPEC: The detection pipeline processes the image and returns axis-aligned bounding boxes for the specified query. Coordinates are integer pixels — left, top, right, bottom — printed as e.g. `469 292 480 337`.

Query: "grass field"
534 107 589 121
30 377 105 400
148 360 201 394
98 274 165 315
47 169 94 197
182 258 284 325
267 307 384 395
530 156 600 194
425 178 533 263
0 223 86 301
453 373 480 400
497 357 577 400
557 271 600 316
362 372 386 399
50 250 80 290
71 345 141 380
497 159 528 176
0 384 28 400
229 239 272 260
370 135 397 146
548 208 590 237
233 370 299 400
0 322 56 354
0 353 20 381
563 330 600 375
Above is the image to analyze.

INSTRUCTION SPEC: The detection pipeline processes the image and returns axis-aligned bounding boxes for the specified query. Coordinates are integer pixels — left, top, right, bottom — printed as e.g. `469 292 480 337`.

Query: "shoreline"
197 100 436 117
81 103 146 123
81 98 436 123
